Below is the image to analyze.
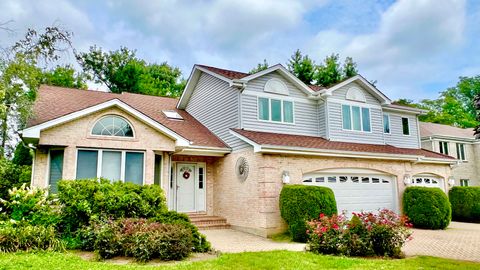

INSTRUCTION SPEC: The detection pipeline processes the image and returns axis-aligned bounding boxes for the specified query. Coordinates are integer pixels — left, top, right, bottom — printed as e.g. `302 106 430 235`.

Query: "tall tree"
343 56 358 78
0 27 73 157
287 49 315 84
249 59 269 74
40 65 88 89
76 46 185 97
314 53 343 87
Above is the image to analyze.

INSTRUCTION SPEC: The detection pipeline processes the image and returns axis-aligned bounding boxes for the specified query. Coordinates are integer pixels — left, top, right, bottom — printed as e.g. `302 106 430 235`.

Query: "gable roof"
196 65 249 80
420 122 475 140
24 85 228 149
322 75 391 105
231 129 455 163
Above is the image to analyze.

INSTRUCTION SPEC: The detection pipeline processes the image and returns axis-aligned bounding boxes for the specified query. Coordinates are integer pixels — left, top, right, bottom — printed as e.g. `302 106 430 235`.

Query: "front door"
176 163 196 212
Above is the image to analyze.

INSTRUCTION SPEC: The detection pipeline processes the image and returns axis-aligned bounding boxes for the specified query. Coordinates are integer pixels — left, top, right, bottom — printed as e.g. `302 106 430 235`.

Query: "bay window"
76 149 144 184
342 104 371 132
258 97 294 123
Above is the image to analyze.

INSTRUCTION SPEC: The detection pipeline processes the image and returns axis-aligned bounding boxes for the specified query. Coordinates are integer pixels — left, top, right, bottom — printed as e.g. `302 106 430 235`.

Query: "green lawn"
0 251 478 270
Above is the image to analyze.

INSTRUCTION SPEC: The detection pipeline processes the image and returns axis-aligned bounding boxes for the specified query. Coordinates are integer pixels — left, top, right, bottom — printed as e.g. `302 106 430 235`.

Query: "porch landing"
188 213 231 230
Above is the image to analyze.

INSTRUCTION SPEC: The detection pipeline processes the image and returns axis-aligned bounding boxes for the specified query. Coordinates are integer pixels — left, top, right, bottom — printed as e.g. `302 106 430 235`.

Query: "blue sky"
1 0 479 100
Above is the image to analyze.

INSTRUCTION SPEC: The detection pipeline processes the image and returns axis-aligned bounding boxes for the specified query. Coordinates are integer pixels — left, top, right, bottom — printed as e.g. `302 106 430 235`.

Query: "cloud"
307 0 467 100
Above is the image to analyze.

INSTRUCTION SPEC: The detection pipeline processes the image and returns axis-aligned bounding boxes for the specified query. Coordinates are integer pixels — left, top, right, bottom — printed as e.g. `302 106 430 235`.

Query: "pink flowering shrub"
307 209 412 258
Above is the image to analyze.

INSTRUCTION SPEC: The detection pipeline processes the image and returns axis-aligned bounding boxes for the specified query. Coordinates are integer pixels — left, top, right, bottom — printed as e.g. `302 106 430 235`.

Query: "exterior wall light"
403 174 412 186
448 177 455 187
282 171 290 184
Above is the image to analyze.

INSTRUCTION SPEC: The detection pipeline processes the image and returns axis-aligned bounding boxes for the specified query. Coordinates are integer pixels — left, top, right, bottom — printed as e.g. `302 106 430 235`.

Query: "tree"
287 50 315 84
249 59 269 74
0 26 73 157
76 46 185 97
12 142 32 166
343 57 358 78
40 65 88 89
314 54 343 87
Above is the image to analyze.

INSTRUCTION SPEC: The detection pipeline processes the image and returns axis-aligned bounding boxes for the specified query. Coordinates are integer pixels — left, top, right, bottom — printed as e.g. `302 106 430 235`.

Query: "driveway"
200 229 305 253
403 221 480 262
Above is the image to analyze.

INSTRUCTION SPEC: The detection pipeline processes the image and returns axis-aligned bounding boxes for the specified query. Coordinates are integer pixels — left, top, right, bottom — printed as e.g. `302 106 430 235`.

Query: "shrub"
57 179 167 234
0 184 61 227
403 187 451 229
82 218 192 262
0 223 65 252
279 185 337 242
307 209 412 258
449 187 480 223
0 159 31 199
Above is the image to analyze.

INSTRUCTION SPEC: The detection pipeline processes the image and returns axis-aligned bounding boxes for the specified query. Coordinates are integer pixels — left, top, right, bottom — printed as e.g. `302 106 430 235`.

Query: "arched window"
92 115 134 137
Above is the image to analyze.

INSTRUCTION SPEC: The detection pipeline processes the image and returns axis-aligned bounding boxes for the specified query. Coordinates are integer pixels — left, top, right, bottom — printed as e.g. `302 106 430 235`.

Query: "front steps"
188 213 231 230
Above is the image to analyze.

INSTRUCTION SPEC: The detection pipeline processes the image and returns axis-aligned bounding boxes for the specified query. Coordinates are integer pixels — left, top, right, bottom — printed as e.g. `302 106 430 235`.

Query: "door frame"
171 161 206 213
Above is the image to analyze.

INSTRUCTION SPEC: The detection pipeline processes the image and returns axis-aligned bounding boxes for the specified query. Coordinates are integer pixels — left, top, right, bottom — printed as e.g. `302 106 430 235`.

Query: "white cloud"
307 0 467 100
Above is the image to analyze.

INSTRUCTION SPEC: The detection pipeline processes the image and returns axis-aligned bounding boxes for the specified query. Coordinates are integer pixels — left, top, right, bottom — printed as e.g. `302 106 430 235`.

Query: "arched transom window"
92 115 134 137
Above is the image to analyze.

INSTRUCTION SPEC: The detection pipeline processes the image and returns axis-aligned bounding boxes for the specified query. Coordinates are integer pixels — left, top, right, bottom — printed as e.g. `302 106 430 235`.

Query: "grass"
268 231 292 242
0 251 479 270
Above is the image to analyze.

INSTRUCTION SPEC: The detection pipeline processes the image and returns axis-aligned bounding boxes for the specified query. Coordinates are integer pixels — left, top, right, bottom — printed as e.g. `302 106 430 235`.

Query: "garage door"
411 175 444 190
302 169 397 215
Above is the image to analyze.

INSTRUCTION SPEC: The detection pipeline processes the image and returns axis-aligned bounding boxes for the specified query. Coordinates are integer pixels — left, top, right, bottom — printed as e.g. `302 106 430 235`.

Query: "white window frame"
91 115 136 138
383 113 391 134
341 104 372 133
75 148 146 184
439 141 449 155
401 117 410 136
257 97 295 124
460 179 469 187
456 143 467 161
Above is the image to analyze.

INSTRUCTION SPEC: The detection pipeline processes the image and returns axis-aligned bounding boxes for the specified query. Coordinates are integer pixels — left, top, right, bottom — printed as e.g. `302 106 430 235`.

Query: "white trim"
173 161 207 213
341 104 372 133
230 130 457 164
91 114 136 138
22 99 191 147
382 105 425 115
323 75 391 105
175 146 231 157
264 78 289 95
328 98 382 109
242 90 316 104
257 96 295 125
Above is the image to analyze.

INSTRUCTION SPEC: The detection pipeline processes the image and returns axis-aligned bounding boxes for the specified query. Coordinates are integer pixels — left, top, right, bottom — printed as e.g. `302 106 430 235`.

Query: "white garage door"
302 169 397 215
411 175 444 190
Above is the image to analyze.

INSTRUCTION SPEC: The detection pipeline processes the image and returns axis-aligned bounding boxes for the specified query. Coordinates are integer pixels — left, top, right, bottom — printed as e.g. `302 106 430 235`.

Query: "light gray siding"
185 73 248 150
328 101 385 144
384 113 420 149
240 71 320 136
318 100 327 138
330 82 381 105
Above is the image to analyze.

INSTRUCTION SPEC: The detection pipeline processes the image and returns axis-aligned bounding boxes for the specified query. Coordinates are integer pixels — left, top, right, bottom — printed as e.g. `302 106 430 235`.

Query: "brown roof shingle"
196 65 249 80
28 85 228 148
232 129 454 160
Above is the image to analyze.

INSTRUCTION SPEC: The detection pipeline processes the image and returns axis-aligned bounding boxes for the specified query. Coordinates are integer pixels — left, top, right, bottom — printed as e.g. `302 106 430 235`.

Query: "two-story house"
22 64 455 237
420 122 478 187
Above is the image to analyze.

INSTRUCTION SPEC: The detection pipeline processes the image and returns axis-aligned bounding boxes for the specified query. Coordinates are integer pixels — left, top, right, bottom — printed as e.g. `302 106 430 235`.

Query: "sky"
1 0 479 101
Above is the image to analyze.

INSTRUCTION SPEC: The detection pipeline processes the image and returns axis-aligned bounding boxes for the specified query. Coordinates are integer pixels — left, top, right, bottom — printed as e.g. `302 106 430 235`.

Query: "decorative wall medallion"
235 157 249 182
180 166 193 180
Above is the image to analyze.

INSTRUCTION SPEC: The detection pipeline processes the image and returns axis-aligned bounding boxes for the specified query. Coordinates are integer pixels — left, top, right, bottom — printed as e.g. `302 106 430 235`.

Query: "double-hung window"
460 179 469 187
402 117 410 135
258 97 294 123
456 143 466 161
383 114 390 133
342 104 371 132
76 149 144 184
439 141 449 155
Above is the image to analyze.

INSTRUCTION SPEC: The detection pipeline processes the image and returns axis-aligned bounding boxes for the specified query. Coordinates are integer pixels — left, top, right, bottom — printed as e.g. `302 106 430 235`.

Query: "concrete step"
188 214 230 230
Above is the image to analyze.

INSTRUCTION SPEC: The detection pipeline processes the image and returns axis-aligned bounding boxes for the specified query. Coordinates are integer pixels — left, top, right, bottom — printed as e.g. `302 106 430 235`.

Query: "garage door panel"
303 173 397 215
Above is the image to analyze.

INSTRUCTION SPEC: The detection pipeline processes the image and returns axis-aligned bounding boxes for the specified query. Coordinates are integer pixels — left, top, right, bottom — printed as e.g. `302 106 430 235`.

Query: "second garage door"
302 168 397 215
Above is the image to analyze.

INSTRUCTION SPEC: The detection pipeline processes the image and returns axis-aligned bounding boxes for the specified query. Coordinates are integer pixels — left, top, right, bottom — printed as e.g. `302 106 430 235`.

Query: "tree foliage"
314 53 358 87
40 65 88 89
12 142 32 166
76 46 185 97
287 50 315 84
249 59 269 74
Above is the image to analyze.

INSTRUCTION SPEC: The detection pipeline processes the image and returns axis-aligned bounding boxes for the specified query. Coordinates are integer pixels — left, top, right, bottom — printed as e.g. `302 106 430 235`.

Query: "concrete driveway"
403 221 480 262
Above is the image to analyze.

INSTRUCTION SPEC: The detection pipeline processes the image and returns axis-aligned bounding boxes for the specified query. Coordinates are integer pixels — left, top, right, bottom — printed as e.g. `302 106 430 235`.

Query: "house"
22 64 456 237
420 122 478 187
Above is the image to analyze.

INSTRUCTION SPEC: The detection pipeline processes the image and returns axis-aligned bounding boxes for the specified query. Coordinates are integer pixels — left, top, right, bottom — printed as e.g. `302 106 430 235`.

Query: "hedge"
449 186 480 223
279 185 337 242
403 187 451 229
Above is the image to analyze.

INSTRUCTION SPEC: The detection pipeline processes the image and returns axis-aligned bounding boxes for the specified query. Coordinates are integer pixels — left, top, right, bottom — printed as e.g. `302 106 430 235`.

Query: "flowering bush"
307 209 412 258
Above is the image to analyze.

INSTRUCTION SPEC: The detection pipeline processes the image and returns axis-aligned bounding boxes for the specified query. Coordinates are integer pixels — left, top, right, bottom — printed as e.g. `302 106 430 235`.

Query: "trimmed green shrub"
449 186 480 223
280 185 337 242
82 218 192 262
57 179 167 234
0 223 65 252
403 187 451 229
0 159 31 199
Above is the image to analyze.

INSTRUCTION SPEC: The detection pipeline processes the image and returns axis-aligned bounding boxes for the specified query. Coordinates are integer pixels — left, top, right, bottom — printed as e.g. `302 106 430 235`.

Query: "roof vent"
162 110 184 120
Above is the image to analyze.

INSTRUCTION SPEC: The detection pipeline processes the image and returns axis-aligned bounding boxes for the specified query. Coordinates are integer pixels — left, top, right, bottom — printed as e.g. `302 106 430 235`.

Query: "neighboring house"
22 64 455 237
420 122 478 187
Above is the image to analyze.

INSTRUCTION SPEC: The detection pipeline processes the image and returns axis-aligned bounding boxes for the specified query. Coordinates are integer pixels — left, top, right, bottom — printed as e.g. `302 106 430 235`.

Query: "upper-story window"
439 141 449 155
258 97 294 123
342 104 371 132
383 114 390 133
456 143 466 161
401 117 410 135
92 115 134 137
